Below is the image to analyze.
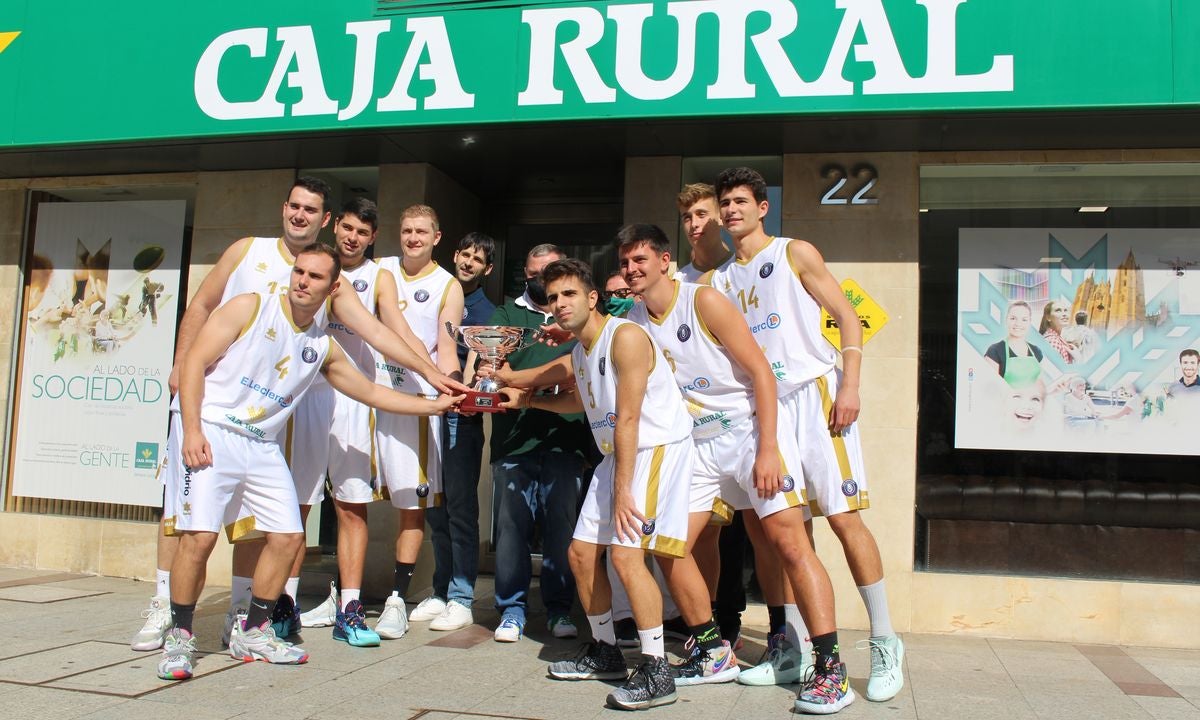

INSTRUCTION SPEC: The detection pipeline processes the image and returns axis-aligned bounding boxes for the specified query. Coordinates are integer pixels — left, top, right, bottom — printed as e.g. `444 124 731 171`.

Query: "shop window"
917 163 1200 583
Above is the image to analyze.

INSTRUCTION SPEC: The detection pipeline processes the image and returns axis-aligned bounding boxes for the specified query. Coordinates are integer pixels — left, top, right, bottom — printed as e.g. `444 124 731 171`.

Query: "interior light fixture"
1078 206 1109 213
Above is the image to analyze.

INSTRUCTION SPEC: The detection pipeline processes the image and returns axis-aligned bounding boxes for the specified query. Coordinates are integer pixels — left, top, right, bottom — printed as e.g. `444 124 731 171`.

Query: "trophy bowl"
446 323 544 412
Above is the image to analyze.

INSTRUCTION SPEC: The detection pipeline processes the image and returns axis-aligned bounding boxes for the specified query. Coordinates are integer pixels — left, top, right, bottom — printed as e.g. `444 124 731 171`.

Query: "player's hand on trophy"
538 321 570 347
613 491 647 544
424 369 472 396
497 386 526 410
752 450 783 499
829 384 860 435
182 431 213 470
430 392 464 416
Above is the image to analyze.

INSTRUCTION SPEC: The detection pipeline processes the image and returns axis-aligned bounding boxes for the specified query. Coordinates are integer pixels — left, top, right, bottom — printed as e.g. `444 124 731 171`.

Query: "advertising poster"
11 200 185 505
956 228 1200 455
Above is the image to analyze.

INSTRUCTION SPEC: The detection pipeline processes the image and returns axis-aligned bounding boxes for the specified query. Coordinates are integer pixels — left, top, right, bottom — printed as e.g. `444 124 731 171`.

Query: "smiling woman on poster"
1039 300 1076 364
984 301 1044 386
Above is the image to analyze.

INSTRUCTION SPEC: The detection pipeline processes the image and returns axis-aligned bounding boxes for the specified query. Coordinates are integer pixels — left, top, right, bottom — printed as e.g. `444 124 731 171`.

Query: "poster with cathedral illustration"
10 201 185 506
956 228 1200 455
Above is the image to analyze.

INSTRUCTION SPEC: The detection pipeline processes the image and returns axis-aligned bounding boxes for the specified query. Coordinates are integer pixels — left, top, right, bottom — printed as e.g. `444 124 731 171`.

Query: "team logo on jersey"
416 484 430 498
641 518 656 536
353 279 368 292
841 479 859 497
264 328 277 341
301 347 319 363
677 324 692 342
759 262 775 279
781 475 795 492
767 313 781 329
599 357 607 376
692 377 711 390
414 289 430 303
255 262 268 273
181 502 192 516
605 412 617 427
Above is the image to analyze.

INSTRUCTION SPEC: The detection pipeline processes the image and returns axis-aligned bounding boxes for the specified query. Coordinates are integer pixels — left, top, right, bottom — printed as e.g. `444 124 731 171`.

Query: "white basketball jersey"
627 281 753 440
676 263 705 283
709 237 835 395
326 259 381 375
572 316 692 455
376 257 455 394
199 293 332 442
221 237 294 303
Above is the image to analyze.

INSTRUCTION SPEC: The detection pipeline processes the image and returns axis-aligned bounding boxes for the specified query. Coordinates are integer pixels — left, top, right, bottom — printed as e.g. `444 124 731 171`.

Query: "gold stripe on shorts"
639 445 665 551
710 497 736 526
163 516 177 536
778 448 804 508
225 515 261 543
815 375 869 512
417 420 430 509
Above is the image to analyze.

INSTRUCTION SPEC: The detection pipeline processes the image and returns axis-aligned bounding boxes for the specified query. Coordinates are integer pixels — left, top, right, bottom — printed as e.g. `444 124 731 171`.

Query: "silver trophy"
446 323 544 412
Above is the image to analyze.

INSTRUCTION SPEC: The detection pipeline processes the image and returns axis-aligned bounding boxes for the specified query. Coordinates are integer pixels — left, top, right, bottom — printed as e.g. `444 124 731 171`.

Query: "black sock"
244 595 276 630
689 618 723 652
811 631 841 672
767 605 786 637
170 601 196 634
393 562 416 598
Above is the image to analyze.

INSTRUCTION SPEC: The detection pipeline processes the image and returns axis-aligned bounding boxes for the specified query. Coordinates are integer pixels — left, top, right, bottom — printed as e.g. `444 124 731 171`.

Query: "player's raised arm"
322 340 460 416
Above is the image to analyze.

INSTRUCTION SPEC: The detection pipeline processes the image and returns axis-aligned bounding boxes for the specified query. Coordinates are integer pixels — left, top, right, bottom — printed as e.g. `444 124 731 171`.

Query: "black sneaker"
270 594 301 639
548 641 628 680
663 616 690 641
615 618 639 648
607 656 678 710
670 638 740 686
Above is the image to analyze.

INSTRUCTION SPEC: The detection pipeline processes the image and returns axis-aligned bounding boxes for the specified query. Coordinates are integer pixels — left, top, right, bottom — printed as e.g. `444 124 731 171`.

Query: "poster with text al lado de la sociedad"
955 228 1200 457
11 200 185 506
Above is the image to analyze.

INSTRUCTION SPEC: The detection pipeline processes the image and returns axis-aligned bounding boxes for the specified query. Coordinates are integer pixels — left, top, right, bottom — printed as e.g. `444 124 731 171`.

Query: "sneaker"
615 618 639 648
300 582 338 628
429 600 473 631
794 661 855 715
333 600 381 648
606 656 677 711
662 615 690 641
156 628 196 681
220 606 246 648
229 621 310 664
861 635 905 702
132 595 172 651
408 595 447 622
270 594 301 639
376 595 409 639
494 615 524 643
547 615 579 639
737 633 810 686
671 638 740 686
548 641 627 680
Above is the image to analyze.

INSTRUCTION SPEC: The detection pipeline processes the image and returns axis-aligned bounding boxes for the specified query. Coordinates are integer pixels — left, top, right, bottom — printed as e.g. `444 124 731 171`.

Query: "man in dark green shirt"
488 244 591 643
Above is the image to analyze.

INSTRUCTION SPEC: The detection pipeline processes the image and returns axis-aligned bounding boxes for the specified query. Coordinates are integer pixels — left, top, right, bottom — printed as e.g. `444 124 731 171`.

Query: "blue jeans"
492 450 583 624
426 413 484 606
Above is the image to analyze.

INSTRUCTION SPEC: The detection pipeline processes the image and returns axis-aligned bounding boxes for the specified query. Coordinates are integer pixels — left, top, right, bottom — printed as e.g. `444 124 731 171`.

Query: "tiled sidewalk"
0 566 1195 720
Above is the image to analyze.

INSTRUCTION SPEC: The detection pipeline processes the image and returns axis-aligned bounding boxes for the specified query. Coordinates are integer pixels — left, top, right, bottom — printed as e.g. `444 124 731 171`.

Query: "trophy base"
462 391 506 413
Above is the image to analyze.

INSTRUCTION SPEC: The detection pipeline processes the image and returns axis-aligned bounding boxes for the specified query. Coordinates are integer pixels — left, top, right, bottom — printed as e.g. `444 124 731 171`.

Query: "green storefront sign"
0 0 1194 149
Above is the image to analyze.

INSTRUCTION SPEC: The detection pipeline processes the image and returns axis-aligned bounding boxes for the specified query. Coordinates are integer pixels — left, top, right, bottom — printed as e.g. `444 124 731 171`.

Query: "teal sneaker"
861 635 905 701
333 600 381 647
270 594 301 639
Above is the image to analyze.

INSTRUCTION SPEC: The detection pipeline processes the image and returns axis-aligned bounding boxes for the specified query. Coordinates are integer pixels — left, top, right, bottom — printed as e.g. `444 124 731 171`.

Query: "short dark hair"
541 258 596 294
291 176 332 212
715 167 768 204
616 223 671 257
457 232 496 265
1181 348 1200 363
297 242 341 282
337 197 378 232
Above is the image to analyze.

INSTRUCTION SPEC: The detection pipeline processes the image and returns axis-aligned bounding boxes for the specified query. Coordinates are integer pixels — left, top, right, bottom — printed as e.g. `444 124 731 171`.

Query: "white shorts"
375 409 442 510
288 378 376 505
691 417 807 523
573 437 694 558
162 416 302 542
781 367 870 518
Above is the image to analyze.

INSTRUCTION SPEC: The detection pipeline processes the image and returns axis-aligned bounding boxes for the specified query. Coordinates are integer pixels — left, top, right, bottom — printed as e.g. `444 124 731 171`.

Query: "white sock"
155 569 170 599
285 577 300 601
588 611 617 645
341 588 361 611
638 625 665 658
784 604 813 653
231 576 253 610
858 580 895 638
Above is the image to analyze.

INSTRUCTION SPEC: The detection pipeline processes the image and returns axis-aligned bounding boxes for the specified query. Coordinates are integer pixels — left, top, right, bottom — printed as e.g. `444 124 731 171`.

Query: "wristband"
840 345 863 354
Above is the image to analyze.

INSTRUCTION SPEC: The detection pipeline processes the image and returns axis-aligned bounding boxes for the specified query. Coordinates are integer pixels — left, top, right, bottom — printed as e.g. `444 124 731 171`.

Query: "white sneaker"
429 600 473 631
547 615 579 639
408 596 447 622
494 616 523 643
220 606 246 648
862 634 905 701
376 596 409 639
737 633 811 686
299 582 338 628
131 595 172 651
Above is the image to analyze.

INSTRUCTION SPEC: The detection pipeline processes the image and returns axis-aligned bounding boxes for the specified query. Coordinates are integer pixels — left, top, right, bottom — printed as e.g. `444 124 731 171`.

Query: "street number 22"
820 164 878 206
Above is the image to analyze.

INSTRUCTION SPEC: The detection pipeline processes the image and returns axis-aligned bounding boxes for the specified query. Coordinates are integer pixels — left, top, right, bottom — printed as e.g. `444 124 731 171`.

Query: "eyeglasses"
608 288 634 298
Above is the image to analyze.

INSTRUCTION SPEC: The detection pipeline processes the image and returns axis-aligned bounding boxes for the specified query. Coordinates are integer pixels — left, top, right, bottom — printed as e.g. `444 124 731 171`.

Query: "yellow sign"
821 278 889 347
0 32 20 55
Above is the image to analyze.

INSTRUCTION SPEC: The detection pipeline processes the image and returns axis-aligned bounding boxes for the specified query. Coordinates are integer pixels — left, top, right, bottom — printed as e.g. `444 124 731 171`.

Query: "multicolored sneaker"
671 638 740 686
794 661 855 714
737 633 810 686
229 621 309 664
270 594 301 639
861 635 905 701
156 628 196 681
547 615 579 639
220 606 246 648
132 595 172 651
606 656 677 710
333 600 381 648
300 582 338 628
548 641 628 680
